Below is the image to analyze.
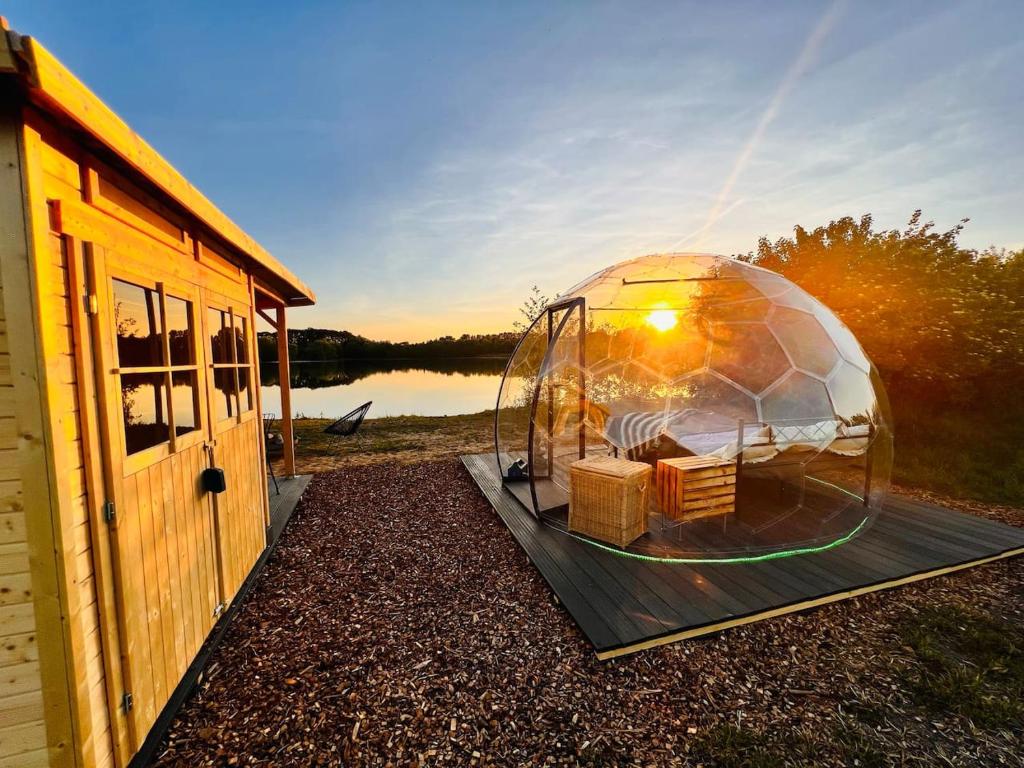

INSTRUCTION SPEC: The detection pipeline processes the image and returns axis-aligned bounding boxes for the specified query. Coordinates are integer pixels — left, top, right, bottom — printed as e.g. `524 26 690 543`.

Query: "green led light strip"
562 515 871 565
806 475 866 502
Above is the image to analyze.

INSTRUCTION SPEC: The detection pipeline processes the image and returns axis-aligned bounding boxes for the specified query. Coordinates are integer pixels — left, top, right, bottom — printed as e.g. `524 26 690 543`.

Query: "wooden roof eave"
3 28 316 307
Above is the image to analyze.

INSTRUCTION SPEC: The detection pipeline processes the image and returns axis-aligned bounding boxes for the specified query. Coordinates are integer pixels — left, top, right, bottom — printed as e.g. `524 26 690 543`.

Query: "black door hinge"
121 691 134 713
102 500 115 523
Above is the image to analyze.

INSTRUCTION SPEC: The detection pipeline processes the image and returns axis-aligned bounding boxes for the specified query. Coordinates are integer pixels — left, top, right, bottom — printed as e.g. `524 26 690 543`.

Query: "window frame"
205 300 257 434
107 267 206 474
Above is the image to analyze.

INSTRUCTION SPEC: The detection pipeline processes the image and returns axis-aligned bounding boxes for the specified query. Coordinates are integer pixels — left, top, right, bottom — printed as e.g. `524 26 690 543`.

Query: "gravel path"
153 460 1024 766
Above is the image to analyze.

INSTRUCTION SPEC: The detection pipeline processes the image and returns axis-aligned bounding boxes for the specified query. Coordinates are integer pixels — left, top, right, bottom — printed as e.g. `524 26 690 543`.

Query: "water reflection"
260 358 506 418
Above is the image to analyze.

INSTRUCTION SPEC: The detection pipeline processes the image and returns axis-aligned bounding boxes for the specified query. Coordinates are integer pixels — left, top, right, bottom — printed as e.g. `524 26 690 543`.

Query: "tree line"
743 211 1023 503
257 327 518 363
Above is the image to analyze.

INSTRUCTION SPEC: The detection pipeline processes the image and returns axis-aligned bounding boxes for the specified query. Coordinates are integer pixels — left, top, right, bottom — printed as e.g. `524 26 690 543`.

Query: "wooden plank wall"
215 417 265 601
0 82 283 763
113 437 218 744
40 137 116 768
12 105 274 766
0 110 58 768
0 272 49 765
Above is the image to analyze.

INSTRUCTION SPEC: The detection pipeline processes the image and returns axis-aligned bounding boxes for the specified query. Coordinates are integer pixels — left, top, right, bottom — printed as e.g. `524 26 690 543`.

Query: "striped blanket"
603 410 670 454
603 409 869 462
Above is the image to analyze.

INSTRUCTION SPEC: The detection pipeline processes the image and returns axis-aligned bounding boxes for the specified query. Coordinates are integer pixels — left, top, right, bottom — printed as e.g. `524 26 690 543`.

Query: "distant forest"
257 328 518 363
259 356 507 389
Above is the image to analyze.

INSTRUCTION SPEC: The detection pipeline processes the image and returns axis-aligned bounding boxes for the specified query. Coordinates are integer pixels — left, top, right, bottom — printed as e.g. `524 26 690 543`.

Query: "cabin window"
114 280 162 367
113 278 200 455
235 316 253 412
209 307 253 422
166 295 194 365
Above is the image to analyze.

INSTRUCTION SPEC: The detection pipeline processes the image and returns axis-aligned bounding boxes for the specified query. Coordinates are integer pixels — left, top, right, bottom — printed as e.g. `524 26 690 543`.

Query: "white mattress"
604 409 871 461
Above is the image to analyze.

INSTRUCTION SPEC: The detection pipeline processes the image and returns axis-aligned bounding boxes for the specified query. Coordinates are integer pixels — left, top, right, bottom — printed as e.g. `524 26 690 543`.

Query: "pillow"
839 423 871 438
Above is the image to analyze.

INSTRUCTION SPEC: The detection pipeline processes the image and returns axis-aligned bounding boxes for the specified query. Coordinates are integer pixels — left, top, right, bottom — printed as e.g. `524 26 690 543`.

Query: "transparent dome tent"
494 253 893 561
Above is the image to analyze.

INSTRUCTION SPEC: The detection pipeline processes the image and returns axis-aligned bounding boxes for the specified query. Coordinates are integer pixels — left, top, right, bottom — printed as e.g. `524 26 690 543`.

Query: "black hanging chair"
324 401 372 437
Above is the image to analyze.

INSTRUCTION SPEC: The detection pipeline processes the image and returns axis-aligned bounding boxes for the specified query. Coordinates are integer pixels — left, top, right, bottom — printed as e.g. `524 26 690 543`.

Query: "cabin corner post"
0 110 79 766
275 306 295 477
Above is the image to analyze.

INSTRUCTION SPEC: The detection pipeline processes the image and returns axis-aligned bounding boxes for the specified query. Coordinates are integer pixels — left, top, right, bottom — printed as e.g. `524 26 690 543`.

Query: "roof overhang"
0 25 315 307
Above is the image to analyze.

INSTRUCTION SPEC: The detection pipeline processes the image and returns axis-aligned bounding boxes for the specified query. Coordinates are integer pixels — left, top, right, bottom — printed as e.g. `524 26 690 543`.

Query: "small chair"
324 401 372 438
584 399 610 434
263 413 280 495
263 412 277 437
551 398 611 440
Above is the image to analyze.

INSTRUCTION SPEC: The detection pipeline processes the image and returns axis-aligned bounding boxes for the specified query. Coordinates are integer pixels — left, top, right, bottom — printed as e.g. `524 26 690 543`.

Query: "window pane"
762 371 834 422
213 367 235 421
708 323 790 395
209 308 232 364
237 366 252 413
113 279 163 367
171 371 199 435
121 372 169 454
234 316 249 364
166 295 194 366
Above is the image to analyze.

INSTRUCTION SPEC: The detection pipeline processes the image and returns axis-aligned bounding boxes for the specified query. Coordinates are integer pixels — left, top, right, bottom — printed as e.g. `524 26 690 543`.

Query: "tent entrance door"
527 297 586 517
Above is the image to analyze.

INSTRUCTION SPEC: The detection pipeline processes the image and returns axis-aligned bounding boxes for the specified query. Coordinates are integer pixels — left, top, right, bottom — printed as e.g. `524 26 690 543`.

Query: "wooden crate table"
656 456 737 526
569 456 652 548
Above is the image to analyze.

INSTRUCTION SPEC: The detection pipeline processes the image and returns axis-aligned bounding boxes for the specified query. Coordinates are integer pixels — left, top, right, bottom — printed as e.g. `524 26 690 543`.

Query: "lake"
259 358 507 419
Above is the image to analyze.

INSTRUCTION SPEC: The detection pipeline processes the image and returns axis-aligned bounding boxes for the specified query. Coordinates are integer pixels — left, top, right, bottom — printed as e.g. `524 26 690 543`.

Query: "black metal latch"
201 467 227 494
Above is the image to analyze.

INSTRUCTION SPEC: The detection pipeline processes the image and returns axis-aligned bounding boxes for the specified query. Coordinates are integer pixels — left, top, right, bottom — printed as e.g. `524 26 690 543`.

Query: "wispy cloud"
673 0 847 250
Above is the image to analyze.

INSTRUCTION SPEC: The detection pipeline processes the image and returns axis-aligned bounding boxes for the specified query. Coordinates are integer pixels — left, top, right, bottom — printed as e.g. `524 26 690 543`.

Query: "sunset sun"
645 308 678 332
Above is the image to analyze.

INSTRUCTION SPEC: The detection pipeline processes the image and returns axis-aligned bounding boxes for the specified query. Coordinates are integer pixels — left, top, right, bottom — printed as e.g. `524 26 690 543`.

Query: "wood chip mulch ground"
153 460 1024 767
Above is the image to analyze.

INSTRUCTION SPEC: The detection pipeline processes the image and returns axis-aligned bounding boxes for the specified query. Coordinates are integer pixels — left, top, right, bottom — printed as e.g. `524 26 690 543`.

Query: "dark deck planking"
267 474 313 545
461 453 1024 658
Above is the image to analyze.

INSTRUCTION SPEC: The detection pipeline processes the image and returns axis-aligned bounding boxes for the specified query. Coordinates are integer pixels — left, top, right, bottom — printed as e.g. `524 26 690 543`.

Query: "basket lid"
571 456 651 479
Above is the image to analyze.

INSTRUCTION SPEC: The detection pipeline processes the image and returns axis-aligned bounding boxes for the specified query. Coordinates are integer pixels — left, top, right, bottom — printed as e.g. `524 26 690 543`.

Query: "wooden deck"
462 453 1024 658
267 474 313 544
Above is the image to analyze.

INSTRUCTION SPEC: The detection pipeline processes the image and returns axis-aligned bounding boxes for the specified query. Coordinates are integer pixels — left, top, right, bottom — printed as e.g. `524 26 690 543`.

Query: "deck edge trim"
594 544 1024 659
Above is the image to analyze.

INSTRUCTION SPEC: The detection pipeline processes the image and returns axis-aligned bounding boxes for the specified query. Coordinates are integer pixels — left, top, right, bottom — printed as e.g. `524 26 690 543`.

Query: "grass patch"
897 605 1024 729
690 724 811 768
690 722 886 767
276 411 495 472
830 723 887 768
844 699 886 727
690 724 829 767
894 405 1024 506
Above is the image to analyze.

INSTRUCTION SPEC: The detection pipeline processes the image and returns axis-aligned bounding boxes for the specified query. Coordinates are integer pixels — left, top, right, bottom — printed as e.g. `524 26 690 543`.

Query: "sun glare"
645 308 678 332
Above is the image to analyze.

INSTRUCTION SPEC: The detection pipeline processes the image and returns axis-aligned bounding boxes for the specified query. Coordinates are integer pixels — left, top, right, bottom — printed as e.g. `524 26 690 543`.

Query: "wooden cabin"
0 23 312 767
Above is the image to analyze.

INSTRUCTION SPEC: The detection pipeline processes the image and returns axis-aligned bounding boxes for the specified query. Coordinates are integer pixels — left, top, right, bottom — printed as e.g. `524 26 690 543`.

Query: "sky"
10 1 1023 340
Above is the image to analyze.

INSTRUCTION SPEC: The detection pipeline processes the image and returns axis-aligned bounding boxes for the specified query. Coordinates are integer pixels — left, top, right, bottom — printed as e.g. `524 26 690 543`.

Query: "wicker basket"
569 456 652 547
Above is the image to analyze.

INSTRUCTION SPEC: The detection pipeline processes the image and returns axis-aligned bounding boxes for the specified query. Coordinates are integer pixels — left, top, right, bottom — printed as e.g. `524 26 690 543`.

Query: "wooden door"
200 288 267 603
86 243 222 746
